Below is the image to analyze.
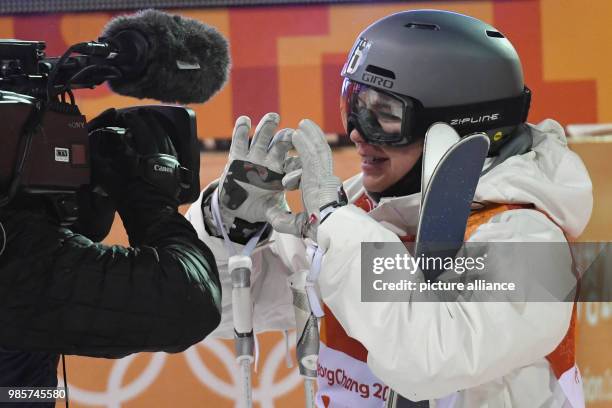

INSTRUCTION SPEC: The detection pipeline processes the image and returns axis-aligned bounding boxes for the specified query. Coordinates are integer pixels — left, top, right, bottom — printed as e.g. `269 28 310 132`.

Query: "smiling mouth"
362 155 388 164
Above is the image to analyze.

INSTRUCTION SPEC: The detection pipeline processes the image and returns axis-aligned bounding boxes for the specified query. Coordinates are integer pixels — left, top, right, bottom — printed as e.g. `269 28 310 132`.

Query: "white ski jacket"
186 119 592 407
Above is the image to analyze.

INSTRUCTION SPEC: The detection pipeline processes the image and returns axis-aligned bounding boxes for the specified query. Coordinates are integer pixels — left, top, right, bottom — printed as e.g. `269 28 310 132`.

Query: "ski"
386 123 489 407
417 127 489 281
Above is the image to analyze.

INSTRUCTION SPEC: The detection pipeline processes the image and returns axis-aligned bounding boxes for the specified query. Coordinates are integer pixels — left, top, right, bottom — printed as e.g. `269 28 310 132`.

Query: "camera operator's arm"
0 110 221 358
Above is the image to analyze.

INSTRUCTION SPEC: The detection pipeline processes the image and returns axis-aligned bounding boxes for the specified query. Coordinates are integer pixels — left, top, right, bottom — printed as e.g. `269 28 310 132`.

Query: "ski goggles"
340 78 532 147
340 78 417 146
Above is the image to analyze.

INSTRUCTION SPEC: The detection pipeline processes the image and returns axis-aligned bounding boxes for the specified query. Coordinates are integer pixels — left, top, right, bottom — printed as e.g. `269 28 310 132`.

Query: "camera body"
0 91 90 195
0 39 201 222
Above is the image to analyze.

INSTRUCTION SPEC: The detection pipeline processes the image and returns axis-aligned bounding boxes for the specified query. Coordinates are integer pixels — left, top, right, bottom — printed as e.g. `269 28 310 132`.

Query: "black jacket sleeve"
0 203 221 358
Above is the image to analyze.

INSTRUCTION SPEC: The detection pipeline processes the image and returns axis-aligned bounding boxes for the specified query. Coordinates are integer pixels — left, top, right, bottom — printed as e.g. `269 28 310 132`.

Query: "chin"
362 175 390 193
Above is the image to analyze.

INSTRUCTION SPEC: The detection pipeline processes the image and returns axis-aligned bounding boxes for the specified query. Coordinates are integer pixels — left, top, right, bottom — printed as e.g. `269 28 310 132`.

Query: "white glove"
211 112 303 240
288 119 347 240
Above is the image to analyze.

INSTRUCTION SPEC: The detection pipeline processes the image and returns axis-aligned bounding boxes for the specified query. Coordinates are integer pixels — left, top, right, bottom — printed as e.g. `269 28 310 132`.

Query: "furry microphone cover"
101 9 231 104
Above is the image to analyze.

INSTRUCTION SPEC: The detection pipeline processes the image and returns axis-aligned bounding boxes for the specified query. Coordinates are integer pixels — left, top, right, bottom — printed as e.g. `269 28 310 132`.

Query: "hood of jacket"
475 119 592 238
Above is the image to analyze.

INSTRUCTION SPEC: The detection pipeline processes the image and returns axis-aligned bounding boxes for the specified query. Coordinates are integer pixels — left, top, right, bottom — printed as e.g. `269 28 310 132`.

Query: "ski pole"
212 189 267 408
289 268 320 408
229 254 255 408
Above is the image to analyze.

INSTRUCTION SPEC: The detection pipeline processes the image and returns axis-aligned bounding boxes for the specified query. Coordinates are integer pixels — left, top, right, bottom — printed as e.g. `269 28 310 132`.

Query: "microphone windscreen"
101 9 230 104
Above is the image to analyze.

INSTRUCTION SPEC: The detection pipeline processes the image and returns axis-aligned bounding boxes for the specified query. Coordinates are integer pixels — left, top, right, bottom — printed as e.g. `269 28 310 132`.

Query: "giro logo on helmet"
450 113 500 126
361 73 394 89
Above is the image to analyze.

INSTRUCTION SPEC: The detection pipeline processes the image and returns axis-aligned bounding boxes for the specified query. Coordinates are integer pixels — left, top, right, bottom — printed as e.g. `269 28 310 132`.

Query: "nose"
349 128 366 144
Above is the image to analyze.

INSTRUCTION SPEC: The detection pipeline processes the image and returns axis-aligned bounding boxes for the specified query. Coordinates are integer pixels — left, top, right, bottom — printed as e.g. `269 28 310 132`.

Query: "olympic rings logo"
58 335 302 407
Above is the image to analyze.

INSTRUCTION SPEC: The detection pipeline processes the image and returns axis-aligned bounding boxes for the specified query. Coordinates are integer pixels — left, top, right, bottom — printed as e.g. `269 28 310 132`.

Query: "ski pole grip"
229 255 253 335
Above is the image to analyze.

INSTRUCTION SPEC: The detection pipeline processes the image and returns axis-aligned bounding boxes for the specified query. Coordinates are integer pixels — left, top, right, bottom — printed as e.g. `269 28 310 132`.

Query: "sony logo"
68 121 85 129
153 164 173 173
361 72 394 89
450 113 500 126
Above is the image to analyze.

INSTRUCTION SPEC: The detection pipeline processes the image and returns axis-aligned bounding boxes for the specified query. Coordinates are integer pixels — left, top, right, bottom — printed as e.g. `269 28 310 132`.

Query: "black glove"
88 108 183 245
88 108 127 200
66 108 123 241
89 108 182 205
72 185 115 241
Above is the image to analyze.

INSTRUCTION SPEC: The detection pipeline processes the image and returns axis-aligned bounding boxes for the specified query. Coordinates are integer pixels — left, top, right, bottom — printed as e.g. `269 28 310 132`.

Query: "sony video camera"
0 39 200 223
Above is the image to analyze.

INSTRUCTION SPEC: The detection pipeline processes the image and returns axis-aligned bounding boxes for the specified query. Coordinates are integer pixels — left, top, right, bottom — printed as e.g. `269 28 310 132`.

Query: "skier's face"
350 128 424 193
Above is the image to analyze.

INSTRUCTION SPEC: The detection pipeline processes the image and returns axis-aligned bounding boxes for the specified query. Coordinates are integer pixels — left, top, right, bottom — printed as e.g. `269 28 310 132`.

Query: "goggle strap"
415 87 531 136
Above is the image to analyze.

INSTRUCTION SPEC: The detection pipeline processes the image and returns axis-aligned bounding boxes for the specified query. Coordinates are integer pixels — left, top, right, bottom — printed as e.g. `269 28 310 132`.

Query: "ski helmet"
340 9 531 152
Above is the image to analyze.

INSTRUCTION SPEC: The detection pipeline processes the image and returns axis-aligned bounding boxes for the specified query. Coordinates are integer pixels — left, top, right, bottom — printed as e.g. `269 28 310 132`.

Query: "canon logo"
153 164 173 173
361 72 394 89
450 113 500 126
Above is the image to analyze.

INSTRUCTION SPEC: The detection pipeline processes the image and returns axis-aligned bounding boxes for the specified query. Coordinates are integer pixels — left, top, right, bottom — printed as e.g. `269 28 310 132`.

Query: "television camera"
0 38 200 224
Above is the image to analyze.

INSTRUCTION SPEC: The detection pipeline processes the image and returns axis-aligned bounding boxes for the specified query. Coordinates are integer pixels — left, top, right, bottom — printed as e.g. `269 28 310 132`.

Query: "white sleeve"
185 190 301 338
316 205 574 401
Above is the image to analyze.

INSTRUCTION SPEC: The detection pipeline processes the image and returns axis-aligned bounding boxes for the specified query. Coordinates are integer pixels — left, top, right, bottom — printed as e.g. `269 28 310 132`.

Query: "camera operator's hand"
90 108 183 245
90 108 181 204
205 112 302 244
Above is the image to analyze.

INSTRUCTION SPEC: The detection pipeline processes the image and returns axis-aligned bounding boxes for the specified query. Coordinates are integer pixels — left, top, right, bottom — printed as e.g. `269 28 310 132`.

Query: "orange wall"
3 0 612 140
